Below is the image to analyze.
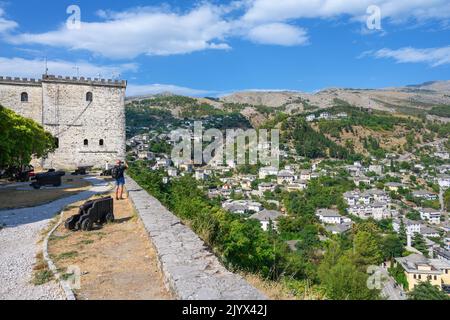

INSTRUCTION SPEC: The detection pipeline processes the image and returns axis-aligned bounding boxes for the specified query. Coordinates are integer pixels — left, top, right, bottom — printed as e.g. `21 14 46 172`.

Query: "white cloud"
5 1 448 59
247 23 308 46
8 5 233 59
0 57 137 79
0 8 17 33
126 83 214 97
369 46 450 67
243 0 450 23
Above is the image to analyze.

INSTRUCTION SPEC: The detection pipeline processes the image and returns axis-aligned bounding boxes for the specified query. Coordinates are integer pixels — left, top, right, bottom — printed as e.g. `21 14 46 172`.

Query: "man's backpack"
111 166 120 179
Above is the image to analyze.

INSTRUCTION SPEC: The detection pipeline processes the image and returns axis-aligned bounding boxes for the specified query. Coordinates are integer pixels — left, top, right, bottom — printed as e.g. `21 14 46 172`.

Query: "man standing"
112 160 128 200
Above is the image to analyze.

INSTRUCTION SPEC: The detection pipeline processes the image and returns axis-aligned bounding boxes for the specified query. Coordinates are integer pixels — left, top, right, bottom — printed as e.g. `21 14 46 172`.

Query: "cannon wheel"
81 218 93 231
105 212 115 224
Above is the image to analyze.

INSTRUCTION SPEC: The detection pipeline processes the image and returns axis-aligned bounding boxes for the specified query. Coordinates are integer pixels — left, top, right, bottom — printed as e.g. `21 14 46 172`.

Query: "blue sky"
0 0 449 96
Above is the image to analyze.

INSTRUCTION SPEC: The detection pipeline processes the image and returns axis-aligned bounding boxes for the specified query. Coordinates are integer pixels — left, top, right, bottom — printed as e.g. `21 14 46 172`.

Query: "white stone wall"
0 82 42 123
41 81 126 169
0 77 126 170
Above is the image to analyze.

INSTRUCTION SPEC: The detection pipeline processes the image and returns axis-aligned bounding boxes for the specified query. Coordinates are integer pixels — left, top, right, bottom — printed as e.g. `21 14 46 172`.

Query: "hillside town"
126 108 450 298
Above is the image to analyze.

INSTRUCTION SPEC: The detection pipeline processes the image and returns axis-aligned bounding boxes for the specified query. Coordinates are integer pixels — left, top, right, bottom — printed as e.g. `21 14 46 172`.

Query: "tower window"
86 92 93 102
84 139 89 146
55 138 59 148
21 92 28 102
99 139 104 146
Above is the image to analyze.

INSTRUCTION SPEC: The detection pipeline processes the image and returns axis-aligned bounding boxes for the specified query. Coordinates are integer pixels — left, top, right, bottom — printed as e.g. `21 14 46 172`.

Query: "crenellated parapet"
0 76 42 86
0 75 127 88
42 74 127 88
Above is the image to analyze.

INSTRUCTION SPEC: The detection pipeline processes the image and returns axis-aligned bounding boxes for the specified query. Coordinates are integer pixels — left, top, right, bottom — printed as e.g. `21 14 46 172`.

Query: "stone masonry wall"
42 81 126 169
125 175 267 300
0 81 42 123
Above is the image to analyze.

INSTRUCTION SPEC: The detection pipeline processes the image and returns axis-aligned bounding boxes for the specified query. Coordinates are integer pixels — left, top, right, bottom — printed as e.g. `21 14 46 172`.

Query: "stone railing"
125 175 267 300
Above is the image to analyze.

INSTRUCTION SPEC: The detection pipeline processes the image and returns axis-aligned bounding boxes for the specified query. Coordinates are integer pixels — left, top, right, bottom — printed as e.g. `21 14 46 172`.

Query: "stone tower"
0 75 127 169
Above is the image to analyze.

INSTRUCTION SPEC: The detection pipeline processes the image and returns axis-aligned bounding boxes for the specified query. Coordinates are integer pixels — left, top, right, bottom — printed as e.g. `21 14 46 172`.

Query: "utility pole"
44 56 48 76
73 66 80 78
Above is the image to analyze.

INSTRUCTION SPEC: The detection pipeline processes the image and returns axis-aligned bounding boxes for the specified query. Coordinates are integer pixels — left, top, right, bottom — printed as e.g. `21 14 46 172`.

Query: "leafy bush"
0 105 55 167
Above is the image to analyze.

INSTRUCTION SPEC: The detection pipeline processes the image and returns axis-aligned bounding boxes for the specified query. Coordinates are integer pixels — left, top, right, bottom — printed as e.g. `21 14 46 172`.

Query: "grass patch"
32 251 54 285
33 270 54 285
49 233 71 241
79 239 94 245
55 251 79 261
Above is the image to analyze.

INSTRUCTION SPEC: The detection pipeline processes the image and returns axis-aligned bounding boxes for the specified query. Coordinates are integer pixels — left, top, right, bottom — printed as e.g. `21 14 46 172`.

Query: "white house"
434 151 449 160
438 174 450 188
343 191 360 206
368 165 383 175
195 170 208 181
167 167 178 177
287 180 308 192
348 202 389 220
258 182 276 193
259 166 278 179
315 209 349 225
300 170 312 181
250 210 283 231
154 158 171 169
419 208 442 224
412 190 438 201
277 170 296 185
393 218 421 235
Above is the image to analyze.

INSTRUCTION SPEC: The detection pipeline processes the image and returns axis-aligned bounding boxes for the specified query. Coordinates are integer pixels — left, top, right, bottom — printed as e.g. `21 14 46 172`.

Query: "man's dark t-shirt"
115 165 126 179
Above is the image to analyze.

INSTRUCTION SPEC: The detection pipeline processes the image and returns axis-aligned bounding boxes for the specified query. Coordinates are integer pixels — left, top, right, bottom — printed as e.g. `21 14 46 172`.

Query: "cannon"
71 166 92 176
30 170 65 189
64 196 114 231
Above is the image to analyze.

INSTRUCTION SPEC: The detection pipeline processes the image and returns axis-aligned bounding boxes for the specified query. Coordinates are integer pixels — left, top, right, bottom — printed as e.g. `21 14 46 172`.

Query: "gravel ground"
0 177 111 300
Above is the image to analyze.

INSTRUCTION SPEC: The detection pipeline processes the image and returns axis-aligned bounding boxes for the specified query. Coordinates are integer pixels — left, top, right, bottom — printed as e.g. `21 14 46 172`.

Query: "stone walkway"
0 177 111 300
126 175 267 300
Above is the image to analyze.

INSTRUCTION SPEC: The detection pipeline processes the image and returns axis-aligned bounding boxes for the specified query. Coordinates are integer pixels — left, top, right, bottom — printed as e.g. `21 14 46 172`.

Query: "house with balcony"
419 208 442 224
412 190 438 201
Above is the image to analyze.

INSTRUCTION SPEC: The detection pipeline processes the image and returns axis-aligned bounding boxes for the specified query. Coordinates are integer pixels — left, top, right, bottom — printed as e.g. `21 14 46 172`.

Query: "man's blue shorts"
116 177 125 186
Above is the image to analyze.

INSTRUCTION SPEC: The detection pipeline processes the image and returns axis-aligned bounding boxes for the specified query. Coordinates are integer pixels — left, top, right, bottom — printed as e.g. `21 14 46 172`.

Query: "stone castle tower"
0 75 127 169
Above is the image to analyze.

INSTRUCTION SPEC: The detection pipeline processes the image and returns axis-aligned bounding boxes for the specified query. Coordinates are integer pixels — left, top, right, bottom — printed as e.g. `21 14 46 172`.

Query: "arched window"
21 92 28 102
84 139 89 146
86 92 93 102
54 138 59 148
99 139 104 146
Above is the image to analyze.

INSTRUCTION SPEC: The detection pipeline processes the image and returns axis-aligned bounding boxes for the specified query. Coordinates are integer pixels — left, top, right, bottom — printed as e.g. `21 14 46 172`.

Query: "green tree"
398 219 407 246
408 282 450 300
444 189 450 211
381 234 404 260
353 231 383 267
413 233 428 257
319 255 380 300
0 105 55 167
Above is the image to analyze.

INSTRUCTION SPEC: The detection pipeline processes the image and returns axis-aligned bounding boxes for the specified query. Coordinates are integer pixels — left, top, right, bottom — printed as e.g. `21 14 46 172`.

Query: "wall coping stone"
125 174 267 300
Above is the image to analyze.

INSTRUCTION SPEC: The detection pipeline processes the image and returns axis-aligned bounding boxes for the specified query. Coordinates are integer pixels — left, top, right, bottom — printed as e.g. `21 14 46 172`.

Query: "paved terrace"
125 175 267 300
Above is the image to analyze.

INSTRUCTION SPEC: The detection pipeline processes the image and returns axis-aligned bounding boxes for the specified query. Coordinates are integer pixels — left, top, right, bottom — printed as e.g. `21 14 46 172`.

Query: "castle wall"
41 77 126 170
0 75 126 170
0 77 42 123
